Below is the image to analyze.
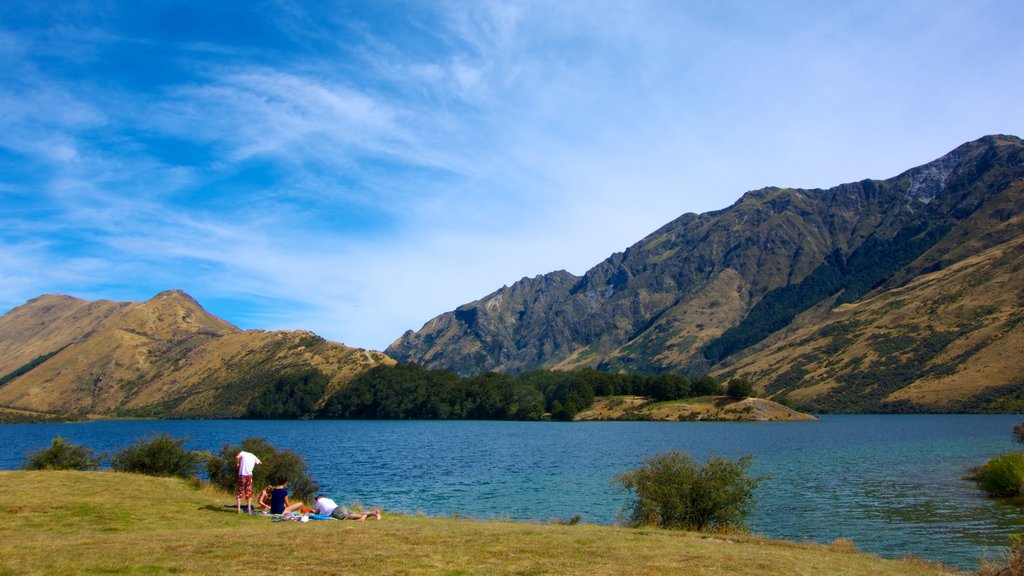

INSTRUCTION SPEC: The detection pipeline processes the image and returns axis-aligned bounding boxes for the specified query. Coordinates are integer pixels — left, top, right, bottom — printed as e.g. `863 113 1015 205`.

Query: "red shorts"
236 475 254 500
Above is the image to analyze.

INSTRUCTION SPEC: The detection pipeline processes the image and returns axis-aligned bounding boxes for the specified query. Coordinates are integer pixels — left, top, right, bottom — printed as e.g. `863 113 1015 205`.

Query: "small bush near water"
967 452 1024 498
206 437 319 502
110 433 205 478
615 450 763 532
23 436 102 470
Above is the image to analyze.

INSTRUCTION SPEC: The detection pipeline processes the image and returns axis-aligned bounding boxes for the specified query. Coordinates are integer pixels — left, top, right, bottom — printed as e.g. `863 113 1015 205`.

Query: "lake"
1 414 1020 569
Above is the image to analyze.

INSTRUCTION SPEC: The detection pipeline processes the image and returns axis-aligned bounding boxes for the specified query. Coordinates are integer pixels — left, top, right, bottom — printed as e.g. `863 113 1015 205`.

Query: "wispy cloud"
0 1 1022 349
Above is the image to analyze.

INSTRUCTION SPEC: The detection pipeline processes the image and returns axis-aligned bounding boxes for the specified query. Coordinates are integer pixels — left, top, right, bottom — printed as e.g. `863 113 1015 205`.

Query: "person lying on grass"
267 479 304 515
314 494 382 520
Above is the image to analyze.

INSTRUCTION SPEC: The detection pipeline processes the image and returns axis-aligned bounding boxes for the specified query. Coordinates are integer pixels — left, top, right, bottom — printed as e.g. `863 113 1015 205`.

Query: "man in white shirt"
314 494 381 520
235 450 261 514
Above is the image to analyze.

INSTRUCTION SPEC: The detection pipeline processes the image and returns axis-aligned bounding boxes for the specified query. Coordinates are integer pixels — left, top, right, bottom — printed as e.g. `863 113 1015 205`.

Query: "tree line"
243 364 745 421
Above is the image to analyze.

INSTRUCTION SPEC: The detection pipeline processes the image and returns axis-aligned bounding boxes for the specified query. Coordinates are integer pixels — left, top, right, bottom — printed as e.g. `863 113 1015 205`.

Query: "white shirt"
315 497 339 516
237 451 261 476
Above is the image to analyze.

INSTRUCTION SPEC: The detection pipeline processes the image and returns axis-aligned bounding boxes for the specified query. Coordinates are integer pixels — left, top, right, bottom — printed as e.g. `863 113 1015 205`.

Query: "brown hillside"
0 291 393 418
574 395 816 422
0 295 132 375
719 236 1024 411
387 135 1024 412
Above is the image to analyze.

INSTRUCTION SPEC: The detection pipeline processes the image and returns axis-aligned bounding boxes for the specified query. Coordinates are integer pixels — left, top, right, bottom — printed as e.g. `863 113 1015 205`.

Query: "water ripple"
1 415 1020 569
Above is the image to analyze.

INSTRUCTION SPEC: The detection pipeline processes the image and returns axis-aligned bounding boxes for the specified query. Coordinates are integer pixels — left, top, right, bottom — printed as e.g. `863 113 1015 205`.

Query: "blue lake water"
1 414 1021 569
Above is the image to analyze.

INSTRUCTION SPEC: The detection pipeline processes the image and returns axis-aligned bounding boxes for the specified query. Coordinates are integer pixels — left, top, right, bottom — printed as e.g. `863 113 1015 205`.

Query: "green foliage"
763 362 809 397
703 253 845 364
703 219 950 365
690 375 723 397
726 377 754 399
205 437 319 503
0 347 66 387
959 383 1024 414
110 434 203 479
23 436 102 470
317 364 723 421
645 374 690 402
243 369 328 419
868 333 919 357
968 453 1024 498
808 329 960 412
615 450 763 532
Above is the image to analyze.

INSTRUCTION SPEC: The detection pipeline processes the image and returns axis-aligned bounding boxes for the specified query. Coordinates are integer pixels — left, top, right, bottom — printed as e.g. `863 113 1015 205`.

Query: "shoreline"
0 470 957 575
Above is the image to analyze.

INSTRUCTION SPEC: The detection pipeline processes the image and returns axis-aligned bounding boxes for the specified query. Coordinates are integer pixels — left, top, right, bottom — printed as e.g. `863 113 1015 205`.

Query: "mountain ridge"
0 290 393 417
387 134 1024 412
3 135 1021 415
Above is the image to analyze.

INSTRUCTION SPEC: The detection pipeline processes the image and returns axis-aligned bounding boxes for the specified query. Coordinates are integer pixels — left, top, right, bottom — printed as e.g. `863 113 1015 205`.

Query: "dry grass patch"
0 471 958 576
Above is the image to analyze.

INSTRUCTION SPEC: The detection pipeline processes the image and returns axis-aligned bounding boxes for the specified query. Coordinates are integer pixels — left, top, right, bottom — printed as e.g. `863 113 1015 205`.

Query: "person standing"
235 450 261 514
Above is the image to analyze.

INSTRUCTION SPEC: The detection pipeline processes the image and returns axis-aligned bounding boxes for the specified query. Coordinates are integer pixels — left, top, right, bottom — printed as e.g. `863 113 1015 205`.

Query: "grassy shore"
573 395 817 422
0 471 957 575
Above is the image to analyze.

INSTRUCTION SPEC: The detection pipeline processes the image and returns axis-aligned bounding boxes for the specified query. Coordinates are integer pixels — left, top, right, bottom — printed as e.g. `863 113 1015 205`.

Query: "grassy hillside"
387 135 1024 413
574 395 817 421
719 235 1024 412
0 471 953 576
0 291 394 418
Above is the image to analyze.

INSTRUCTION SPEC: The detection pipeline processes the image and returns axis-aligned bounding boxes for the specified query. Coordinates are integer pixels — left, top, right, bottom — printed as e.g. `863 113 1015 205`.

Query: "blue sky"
1 1 1022 351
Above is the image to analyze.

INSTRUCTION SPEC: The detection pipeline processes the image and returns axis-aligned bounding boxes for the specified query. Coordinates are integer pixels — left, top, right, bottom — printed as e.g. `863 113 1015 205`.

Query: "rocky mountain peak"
386 135 1024 412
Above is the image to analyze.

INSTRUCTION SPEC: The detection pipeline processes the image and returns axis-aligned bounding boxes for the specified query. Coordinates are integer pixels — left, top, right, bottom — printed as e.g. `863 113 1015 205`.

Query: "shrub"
726 377 754 399
968 452 1024 498
23 436 102 470
206 437 319 503
110 433 203 478
615 450 763 532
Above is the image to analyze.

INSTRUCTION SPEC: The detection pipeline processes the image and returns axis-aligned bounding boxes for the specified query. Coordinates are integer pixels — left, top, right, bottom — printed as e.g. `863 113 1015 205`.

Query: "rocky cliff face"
0 291 393 417
387 135 1024 411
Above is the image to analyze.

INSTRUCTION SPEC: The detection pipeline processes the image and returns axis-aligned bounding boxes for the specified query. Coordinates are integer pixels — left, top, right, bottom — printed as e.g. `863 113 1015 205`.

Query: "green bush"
615 450 763 532
110 434 203 479
726 377 754 399
968 452 1024 498
22 436 102 470
206 437 319 503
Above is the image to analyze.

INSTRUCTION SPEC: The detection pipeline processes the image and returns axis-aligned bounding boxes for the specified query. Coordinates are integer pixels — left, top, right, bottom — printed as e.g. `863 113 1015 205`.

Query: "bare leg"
284 501 305 514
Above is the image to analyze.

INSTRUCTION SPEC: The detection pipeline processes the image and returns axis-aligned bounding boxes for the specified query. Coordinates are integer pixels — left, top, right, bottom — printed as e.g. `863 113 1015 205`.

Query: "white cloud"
1 0 1022 350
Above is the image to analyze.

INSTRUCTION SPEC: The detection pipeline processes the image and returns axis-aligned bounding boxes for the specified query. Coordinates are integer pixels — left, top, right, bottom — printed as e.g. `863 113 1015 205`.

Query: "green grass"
0 471 956 576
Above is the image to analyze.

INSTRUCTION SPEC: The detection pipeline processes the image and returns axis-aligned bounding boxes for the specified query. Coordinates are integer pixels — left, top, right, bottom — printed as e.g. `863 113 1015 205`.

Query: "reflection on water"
0 414 1020 569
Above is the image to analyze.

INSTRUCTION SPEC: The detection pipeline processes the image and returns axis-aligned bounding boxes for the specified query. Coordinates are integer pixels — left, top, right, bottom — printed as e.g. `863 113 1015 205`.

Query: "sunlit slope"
0 290 392 417
718 235 1024 412
388 135 1024 411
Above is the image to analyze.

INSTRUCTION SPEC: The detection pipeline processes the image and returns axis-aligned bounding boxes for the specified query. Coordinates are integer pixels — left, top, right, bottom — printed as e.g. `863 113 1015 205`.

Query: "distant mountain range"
2 135 1021 416
387 135 1024 412
0 290 391 419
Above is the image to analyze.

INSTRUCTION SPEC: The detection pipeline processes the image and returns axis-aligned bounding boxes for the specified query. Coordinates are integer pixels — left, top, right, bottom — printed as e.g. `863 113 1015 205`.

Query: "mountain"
0 290 393 418
387 135 1024 412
